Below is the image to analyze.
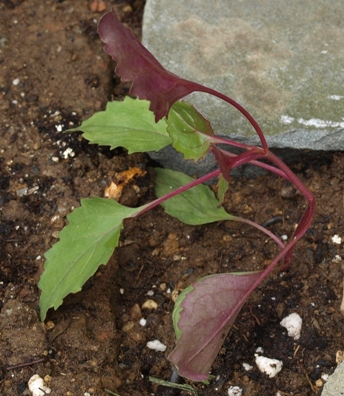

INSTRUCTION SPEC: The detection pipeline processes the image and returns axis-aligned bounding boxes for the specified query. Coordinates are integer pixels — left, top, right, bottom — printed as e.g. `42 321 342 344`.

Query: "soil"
1 1 344 395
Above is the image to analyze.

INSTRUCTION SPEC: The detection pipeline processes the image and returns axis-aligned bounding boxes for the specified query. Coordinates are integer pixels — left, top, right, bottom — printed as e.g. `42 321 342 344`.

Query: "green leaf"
39 197 143 320
155 168 234 225
68 97 172 153
172 285 194 340
167 101 215 160
216 173 229 205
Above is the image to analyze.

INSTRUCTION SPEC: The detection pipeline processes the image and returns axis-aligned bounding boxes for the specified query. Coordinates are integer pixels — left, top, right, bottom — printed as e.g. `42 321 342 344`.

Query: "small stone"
28 374 51 395
130 304 142 320
122 321 135 332
280 312 302 340
45 321 55 330
332 235 342 244
228 386 243 396
142 299 158 310
255 354 283 378
129 331 146 343
146 339 167 352
336 350 344 365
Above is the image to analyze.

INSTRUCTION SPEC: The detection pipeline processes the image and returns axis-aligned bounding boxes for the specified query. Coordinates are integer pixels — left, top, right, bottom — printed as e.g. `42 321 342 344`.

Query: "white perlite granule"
280 312 302 340
228 386 243 396
255 355 283 378
28 375 51 396
146 339 167 352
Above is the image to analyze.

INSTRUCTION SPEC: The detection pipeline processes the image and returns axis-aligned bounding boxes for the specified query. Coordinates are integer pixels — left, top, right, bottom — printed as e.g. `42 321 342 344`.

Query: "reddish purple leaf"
98 11 201 121
169 271 262 381
210 145 264 182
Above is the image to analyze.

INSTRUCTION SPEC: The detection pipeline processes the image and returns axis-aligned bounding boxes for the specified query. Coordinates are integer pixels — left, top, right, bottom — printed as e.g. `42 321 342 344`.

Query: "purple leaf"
98 10 201 121
210 145 264 182
169 271 262 381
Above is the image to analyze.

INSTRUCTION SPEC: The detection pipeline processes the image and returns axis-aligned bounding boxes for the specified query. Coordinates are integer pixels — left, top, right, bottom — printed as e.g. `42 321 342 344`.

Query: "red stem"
195 84 269 152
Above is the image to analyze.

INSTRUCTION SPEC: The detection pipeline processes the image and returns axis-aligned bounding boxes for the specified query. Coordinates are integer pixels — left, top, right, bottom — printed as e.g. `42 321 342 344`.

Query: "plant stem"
134 169 221 218
232 216 284 249
195 85 268 152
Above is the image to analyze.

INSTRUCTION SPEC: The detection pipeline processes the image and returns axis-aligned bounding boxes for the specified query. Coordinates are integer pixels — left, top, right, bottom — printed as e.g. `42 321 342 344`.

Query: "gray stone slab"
143 0 344 175
321 361 344 396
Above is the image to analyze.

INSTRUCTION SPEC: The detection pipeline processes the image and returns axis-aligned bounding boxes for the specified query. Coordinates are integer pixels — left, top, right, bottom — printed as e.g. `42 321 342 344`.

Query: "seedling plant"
39 10 315 382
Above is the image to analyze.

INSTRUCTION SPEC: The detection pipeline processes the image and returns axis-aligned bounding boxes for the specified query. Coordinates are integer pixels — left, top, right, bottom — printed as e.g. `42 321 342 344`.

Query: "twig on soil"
135 264 145 283
293 344 301 358
261 216 283 228
6 357 46 371
150 368 198 395
249 306 261 325
105 389 122 396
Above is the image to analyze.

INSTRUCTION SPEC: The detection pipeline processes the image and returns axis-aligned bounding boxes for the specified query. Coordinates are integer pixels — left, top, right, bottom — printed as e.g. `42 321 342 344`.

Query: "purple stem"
231 216 285 249
133 169 221 218
194 85 269 152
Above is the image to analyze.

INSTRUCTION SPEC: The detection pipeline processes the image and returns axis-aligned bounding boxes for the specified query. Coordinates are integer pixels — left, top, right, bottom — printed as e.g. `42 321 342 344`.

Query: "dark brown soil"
1 1 344 395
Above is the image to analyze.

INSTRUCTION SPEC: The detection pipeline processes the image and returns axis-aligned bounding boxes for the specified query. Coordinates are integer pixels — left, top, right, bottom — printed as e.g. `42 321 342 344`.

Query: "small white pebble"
255 354 283 378
280 312 302 340
147 290 154 296
12 78 20 86
28 374 51 396
62 147 75 159
281 234 288 241
228 386 243 396
332 255 342 263
255 346 264 354
332 235 342 244
55 124 63 132
321 373 329 381
139 318 147 327
146 339 166 352
242 362 253 371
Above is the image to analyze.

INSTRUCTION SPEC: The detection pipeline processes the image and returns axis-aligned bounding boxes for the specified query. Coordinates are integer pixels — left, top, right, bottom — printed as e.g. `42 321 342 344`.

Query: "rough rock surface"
143 0 344 175
321 361 344 396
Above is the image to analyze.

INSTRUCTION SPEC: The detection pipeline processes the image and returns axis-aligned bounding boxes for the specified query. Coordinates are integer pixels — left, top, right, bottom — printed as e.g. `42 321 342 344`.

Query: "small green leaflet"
68 97 171 153
39 197 144 320
216 173 229 205
155 168 234 225
167 101 216 161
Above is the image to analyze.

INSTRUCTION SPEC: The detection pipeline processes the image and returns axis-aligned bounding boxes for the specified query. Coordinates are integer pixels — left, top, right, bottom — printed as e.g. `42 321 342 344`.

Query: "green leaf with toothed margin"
167 101 216 161
39 197 144 320
155 168 233 225
68 97 171 153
